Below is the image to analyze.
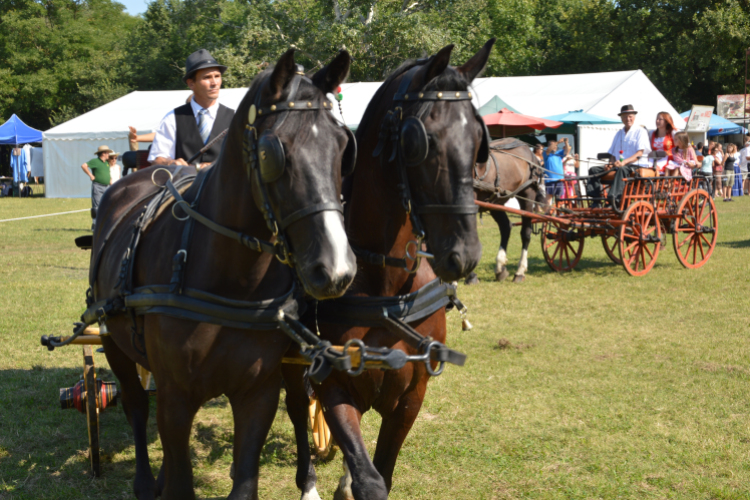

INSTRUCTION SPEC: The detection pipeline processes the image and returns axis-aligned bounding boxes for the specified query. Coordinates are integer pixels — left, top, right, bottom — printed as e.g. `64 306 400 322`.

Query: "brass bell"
462 318 473 331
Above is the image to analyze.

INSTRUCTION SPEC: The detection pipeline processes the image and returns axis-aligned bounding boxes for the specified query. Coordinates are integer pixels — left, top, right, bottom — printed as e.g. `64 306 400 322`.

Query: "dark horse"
281 40 494 500
92 49 357 500
466 138 545 284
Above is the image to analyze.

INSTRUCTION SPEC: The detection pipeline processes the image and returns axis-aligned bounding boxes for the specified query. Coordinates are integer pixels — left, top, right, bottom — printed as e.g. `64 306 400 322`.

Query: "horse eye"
427 133 438 150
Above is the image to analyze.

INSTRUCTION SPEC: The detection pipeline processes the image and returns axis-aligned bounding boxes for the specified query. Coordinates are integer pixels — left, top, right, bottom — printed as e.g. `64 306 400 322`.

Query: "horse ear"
414 44 454 87
268 48 297 100
312 50 351 95
457 38 496 82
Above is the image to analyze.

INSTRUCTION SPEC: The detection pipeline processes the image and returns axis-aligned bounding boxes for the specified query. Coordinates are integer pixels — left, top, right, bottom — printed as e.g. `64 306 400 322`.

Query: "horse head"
231 49 357 299
378 39 495 281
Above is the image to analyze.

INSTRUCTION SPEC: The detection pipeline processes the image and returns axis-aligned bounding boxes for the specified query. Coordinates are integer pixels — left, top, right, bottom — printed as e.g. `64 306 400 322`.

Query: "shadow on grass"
0 366 160 484
717 239 750 249
472 256 619 282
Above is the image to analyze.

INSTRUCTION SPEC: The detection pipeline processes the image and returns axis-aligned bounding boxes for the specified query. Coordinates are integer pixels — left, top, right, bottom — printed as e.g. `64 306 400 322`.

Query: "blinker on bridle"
369 63 489 273
242 65 356 266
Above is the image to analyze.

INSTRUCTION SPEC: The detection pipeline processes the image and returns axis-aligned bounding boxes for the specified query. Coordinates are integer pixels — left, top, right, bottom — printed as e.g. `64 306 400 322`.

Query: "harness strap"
165 179 277 255
279 201 343 229
416 204 479 214
351 245 409 269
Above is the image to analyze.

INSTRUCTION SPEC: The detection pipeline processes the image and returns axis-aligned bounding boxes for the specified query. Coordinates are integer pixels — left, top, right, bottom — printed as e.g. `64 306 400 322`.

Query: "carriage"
477 151 718 277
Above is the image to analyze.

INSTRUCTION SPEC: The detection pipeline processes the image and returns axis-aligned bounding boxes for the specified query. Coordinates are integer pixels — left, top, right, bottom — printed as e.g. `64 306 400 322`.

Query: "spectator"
739 136 750 195
543 137 570 208
108 152 122 184
699 144 715 196
533 144 544 165
713 143 723 198
722 143 737 202
651 112 675 175
562 152 579 198
80 145 112 230
670 131 696 181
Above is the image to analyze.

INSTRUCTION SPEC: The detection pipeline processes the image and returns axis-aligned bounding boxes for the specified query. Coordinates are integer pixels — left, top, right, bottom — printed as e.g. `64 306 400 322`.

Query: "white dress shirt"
608 126 651 167
148 99 224 162
738 145 749 173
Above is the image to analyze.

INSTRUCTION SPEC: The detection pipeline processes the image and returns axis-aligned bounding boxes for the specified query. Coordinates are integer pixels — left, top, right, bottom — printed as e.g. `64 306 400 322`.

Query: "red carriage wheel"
308 396 337 461
83 345 101 477
672 189 717 269
540 221 584 272
601 233 622 265
618 201 661 276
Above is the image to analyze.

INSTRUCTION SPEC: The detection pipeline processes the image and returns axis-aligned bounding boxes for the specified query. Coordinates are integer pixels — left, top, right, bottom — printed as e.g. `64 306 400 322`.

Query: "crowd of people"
541 105 750 205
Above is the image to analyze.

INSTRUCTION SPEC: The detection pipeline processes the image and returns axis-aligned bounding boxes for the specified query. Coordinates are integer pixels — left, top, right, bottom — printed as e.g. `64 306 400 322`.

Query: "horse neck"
346 155 429 296
190 132 291 299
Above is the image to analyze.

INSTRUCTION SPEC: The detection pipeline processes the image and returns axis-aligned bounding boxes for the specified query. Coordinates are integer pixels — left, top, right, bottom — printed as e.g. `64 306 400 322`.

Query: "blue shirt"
543 146 566 182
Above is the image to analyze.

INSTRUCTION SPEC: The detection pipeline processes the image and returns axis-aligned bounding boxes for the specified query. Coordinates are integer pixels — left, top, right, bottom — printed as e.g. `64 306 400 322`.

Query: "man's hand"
128 126 137 144
198 162 212 169
172 158 189 166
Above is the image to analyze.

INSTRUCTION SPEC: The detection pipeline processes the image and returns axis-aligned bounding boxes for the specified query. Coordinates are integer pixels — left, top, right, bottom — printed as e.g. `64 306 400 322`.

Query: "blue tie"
197 108 210 144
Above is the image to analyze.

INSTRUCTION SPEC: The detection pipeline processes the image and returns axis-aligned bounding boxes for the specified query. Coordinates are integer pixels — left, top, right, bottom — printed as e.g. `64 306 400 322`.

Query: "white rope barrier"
0 209 89 223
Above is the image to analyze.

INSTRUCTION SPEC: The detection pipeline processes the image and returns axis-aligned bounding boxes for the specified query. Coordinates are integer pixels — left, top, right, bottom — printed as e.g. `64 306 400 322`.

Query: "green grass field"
0 195 748 499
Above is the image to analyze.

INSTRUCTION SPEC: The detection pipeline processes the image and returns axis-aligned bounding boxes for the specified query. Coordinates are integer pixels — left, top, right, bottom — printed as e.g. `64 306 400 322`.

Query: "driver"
587 104 651 207
148 49 235 169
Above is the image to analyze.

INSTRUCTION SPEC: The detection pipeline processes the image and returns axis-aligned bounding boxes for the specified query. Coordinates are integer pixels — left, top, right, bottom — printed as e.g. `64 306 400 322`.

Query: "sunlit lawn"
0 195 748 499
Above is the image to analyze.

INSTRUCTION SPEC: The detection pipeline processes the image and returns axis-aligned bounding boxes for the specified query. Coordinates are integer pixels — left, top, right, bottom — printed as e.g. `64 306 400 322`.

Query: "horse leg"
101 331 156 500
321 393 387 500
281 364 321 500
154 383 199 500
512 215 532 283
371 384 426 493
491 210 511 281
227 370 283 500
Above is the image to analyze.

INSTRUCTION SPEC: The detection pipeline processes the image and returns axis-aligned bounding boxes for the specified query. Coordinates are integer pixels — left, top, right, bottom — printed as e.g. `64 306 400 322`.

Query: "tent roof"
44 69 680 141
0 114 43 144
679 110 749 137
478 96 520 116
470 70 682 129
44 89 252 140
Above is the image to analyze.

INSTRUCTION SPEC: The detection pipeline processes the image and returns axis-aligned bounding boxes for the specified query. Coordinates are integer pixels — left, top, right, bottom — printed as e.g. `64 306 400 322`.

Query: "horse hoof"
512 274 525 284
464 273 479 285
495 269 510 281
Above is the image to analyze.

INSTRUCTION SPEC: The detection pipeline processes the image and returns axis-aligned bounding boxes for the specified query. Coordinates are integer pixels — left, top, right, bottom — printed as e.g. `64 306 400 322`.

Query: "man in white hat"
148 49 235 169
587 104 651 207
81 145 113 228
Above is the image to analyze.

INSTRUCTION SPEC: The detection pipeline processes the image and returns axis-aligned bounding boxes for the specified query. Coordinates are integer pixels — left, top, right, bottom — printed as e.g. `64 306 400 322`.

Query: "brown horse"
466 138 545 284
282 40 494 500
92 49 357 500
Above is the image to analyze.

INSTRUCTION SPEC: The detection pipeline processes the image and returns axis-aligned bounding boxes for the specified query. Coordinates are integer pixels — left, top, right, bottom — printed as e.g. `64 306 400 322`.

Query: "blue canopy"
540 110 621 135
0 114 43 144
679 111 748 137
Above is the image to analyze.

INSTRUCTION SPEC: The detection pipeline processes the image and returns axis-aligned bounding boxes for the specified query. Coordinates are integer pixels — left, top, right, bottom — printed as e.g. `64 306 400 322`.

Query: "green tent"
478 96 521 116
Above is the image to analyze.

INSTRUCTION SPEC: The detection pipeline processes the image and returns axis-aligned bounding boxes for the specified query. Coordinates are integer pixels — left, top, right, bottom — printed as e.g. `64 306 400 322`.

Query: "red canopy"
482 108 562 138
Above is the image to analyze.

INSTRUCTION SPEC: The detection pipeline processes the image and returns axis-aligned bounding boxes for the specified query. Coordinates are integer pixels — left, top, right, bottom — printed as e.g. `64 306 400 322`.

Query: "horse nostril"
449 252 464 273
309 264 332 290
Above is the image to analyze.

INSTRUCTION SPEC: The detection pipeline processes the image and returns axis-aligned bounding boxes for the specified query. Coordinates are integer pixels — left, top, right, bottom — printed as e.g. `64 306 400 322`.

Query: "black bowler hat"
618 104 638 116
183 49 227 82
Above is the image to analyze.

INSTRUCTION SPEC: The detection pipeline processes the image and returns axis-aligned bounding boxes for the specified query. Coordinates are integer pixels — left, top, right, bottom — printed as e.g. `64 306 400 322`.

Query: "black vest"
174 103 234 164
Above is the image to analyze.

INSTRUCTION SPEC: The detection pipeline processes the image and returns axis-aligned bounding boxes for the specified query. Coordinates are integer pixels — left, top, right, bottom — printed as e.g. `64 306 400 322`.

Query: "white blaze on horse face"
300 486 321 500
460 112 469 128
516 248 528 276
311 124 319 137
322 210 352 278
495 247 508 274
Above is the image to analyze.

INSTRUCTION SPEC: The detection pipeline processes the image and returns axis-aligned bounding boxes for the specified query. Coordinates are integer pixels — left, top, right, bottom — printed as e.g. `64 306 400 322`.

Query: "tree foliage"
2 0 750 129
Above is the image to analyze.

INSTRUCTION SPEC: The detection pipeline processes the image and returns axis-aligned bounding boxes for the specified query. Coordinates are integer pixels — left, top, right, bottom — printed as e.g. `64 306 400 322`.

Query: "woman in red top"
651 112 676 175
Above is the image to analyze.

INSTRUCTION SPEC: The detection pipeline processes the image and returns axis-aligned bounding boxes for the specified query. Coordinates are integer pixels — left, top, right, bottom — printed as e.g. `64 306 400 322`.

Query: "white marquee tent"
43 70 679 197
